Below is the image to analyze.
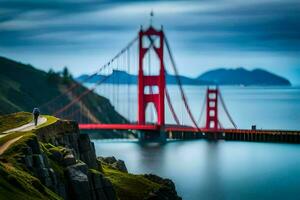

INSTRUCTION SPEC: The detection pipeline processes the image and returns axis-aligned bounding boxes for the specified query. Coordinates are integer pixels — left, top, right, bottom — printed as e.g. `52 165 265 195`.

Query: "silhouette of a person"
32 108 40 126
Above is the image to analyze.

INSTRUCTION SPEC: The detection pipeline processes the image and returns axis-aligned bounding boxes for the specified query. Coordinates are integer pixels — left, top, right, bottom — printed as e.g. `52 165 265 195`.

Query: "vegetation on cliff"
0 112 181 200
0 114 61 199
0 112 32 132
102 162 160 200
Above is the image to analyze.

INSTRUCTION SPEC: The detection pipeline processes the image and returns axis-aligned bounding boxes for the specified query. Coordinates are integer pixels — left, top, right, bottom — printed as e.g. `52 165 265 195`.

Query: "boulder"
144 174 181 200
78 134 98 169
144 174 175 190
111 160 127 173
99 156 127 173
63 153 76 166
98 156 117 165
66 163 91 200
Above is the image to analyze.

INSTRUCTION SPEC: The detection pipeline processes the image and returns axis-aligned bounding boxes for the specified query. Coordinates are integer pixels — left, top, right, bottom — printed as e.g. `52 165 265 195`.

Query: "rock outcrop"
18 120 117 200
144 174 182 200
2 116 181 200
98 156 128 173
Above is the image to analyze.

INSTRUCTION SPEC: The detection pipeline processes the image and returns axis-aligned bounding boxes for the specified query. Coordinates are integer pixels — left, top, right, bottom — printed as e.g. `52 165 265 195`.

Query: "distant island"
77 67 291 86
198 68 291 86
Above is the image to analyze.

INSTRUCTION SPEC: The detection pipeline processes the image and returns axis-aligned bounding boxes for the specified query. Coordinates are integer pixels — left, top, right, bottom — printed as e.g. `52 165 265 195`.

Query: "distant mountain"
77 68 291 86
77 69 211 85
197 68 291 86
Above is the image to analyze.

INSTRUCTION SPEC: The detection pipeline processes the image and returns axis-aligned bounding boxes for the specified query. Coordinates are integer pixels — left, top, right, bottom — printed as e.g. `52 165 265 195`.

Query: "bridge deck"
79 123 299 135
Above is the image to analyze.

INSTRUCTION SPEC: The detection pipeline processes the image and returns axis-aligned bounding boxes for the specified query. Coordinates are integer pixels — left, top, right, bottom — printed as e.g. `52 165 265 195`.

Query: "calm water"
90 86 300 199
94 140 300 200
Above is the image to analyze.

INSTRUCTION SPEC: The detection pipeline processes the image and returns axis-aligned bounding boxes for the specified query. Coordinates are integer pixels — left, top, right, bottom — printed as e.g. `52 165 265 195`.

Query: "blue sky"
0 0 299 84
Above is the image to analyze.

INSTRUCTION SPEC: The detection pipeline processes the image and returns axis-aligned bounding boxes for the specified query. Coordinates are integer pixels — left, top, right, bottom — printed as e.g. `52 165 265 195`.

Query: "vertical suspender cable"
127 47 130 122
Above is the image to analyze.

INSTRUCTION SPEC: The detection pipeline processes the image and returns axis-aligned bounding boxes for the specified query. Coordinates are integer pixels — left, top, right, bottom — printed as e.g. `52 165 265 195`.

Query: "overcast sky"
0 0 299 84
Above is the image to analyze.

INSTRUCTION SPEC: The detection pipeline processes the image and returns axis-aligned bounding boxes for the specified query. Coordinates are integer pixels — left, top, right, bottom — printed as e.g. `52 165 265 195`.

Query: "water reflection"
93 139 300 200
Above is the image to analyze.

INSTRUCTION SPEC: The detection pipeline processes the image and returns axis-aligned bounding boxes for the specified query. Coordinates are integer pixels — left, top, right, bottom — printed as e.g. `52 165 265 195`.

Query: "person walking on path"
32 108 40 126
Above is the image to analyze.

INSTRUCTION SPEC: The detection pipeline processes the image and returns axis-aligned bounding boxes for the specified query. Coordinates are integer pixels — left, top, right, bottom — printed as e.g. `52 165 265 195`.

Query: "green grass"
0 112 32 133
0 114 58 148
0 162 62 200
0 130 64 200
0 131 27 146
1 133 36 164
37 115 58 129
102 162 161 200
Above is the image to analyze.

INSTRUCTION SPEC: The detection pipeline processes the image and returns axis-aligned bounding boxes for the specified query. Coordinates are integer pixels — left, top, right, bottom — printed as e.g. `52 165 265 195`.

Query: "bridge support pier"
138 129 166 143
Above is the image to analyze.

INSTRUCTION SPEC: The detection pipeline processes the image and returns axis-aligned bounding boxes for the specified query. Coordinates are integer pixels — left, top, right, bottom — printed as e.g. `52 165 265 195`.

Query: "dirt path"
0 116 47 155
2 116 47 134
0 136 23 155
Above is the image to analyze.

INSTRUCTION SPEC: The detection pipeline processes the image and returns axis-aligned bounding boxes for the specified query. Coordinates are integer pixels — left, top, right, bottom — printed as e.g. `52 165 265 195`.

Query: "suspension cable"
165 87 180 125
64 107 81 120
197 95 206 127
53 74 111 116
164 34 200 130
218 120 224 129
219 91 237 129
41 36 138 111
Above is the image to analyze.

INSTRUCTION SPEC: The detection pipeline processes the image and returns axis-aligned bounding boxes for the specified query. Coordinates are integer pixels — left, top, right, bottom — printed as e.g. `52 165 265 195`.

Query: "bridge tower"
138 26 165 127
205 87 219 130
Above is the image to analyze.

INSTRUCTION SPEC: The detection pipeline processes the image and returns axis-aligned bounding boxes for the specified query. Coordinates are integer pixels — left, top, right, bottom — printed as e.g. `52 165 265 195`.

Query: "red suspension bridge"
40 26 300 142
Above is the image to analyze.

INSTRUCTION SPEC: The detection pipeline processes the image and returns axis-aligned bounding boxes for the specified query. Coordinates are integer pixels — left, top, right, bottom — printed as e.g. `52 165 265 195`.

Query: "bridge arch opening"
142 48 161 76
145 102 158 124
144 86 159 94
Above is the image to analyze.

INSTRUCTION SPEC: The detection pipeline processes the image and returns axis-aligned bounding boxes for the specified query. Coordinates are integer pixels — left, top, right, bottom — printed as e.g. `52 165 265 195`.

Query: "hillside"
197 68 291 86
77 68 291 86
0 56 126 124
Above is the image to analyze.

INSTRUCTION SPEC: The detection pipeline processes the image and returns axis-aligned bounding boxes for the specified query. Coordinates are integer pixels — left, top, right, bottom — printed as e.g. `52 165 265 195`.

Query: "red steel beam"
79 124 299 135
79 123 159 130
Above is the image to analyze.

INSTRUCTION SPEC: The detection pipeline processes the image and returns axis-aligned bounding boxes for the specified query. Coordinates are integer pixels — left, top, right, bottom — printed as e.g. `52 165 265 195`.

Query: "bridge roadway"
79 123 300 143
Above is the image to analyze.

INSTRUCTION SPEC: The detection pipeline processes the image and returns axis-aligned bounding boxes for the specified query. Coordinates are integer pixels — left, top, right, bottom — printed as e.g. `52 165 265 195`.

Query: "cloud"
0 0 299 51
0 0 299 83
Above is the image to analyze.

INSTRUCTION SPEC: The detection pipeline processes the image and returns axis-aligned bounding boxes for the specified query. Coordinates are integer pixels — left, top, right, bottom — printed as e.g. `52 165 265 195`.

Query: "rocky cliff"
0 114 181 200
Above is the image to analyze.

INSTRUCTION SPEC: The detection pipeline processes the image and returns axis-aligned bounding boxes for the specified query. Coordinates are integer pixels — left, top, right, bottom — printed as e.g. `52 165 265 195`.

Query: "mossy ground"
102 162 161 200
0 112 32 133
0 112 61 200
0 134 62 200
0 162 62 200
